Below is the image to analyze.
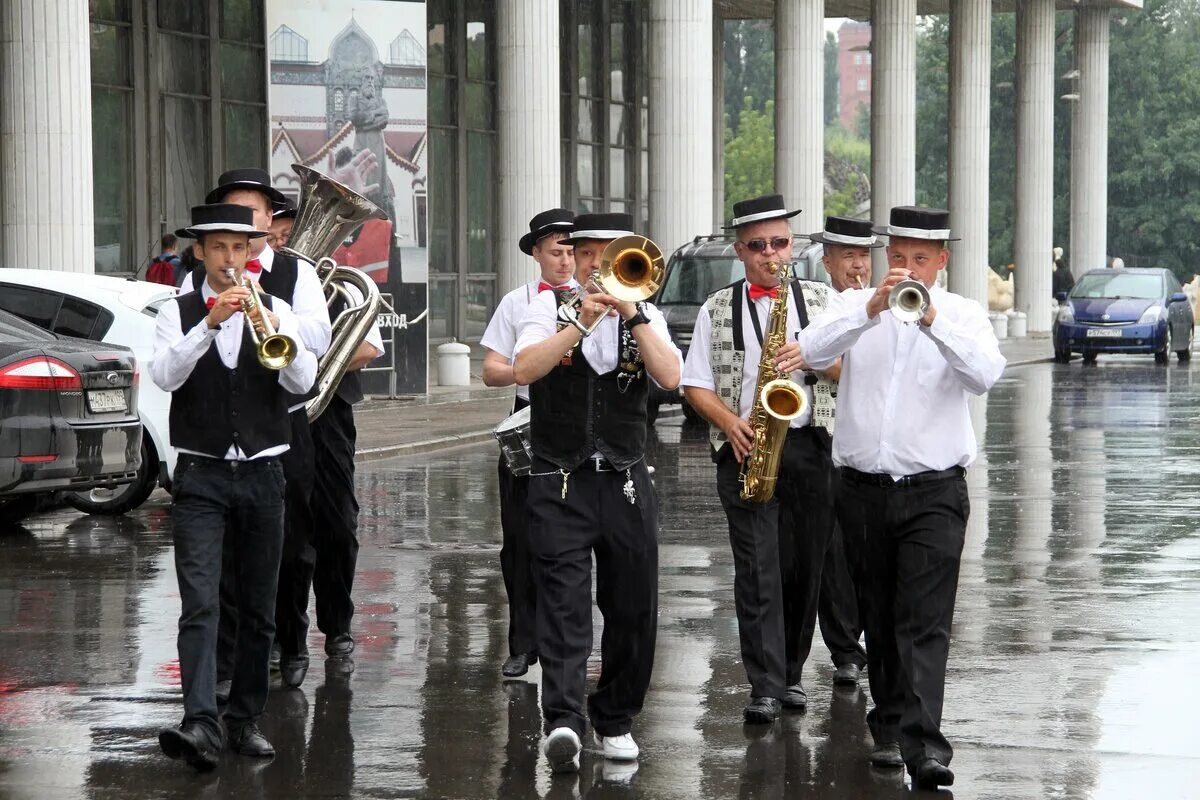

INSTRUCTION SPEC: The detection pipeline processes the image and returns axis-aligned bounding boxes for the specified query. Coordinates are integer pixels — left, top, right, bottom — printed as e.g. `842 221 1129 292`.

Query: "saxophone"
739 261 810 503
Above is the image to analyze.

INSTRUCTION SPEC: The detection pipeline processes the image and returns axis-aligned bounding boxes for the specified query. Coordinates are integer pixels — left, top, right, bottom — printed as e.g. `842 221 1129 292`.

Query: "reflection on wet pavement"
1 360 1199 798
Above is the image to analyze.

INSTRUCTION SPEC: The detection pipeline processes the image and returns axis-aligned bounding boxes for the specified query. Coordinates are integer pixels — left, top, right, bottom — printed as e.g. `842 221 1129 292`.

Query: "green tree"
724 99 776 220
724 20 774 134
826 127 871 216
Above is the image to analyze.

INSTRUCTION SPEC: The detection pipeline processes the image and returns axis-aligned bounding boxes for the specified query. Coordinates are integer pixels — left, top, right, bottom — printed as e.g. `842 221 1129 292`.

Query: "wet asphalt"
1 359 1199 800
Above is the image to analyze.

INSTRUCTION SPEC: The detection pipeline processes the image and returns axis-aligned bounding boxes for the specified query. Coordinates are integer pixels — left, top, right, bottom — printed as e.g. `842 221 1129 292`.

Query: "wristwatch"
626 302 651 330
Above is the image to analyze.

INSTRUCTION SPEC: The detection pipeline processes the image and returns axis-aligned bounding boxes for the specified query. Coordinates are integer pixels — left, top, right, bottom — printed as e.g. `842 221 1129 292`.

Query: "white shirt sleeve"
641 302 684 390
481 292 520 360
680 305 717 391
291 262 334 359
150 298 219 392
513 292 559 356
342 282 386 359
271 297 318 395
919 297 1007 395
799 288 881 370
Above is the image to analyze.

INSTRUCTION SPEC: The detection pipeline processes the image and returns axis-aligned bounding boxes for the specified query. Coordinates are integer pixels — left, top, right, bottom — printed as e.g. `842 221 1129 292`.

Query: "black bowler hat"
872 206 961 241
560 212 635 246
273 200 298 221
205 168 287 208
726 193 801 229
519 208 575 255
175 204 269 239
809 216 883 248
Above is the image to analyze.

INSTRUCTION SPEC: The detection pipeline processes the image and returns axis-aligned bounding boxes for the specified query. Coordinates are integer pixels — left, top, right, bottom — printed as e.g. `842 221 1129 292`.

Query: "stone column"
649 0 713 254
870 0 916 280
775 0 824 227
713 10 725 231
0 0 94 272
948 0 991 308
1069 8 1110 275
496 0 562 295
1014 0 1056 334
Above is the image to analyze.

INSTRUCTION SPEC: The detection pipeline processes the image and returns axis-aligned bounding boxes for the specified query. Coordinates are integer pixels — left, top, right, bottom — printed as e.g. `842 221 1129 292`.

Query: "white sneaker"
544 727 581 773
593 731 639 761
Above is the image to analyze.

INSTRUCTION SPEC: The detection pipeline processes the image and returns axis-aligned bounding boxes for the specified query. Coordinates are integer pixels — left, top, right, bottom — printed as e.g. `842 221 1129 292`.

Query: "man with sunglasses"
681 193 840 725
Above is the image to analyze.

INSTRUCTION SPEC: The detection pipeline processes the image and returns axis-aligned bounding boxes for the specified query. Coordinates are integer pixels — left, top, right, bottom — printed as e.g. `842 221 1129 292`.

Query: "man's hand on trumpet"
205 286 251 329
866 268 915 320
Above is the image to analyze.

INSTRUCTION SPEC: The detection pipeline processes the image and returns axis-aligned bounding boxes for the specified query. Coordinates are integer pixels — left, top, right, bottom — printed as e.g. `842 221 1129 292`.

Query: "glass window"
857 78 867 92
609 147 627 198
54 297 107 340
429 76 457 126
161 97 211 234
92 88 132 274
223 103 266 169
465 82 494 130
465 0 492 82
269 25 308 62
609 103 629 146
220 43 265 102
466 131 494 273
576 144 600 198
577 98 600 142
159 34 209 95
158 0 208 34
0 309 55 343
464 278 494 339
428 278 455 340
90 0 131 22
1071 272 1165 300
576 0 601 97
427 0 453 76
0 286 62 331
428 128 457 275
90 24 131 86
854 53 862 65
221 0 263 44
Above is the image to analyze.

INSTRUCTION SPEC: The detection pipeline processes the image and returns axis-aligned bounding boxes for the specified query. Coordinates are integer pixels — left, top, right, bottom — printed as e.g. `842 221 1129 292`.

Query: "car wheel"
65 436 159 516
1082 351 1098 365
1177 327 1193 361
1054 349 1071 364
1155 328 1171 364
682 399 705 426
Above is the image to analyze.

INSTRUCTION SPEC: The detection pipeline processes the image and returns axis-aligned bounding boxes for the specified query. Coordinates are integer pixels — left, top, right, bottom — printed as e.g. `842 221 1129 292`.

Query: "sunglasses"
742 236 793 253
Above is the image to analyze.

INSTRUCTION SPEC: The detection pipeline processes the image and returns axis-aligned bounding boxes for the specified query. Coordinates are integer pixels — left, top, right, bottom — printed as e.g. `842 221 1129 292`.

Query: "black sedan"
0 310 142 520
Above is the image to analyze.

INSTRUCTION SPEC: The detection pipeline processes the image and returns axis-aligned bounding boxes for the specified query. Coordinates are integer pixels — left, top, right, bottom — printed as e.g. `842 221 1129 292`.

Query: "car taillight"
132 369 140 386
0 357 84 390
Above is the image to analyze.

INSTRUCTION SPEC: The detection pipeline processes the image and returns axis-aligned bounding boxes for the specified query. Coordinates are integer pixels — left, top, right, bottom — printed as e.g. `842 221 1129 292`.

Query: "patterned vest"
704 279 838 452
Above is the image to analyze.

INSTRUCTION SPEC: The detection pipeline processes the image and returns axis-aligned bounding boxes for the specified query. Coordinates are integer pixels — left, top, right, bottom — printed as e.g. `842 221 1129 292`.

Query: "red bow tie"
748 284 779 301
206 297 217 310
244 258 262 275
538 281 569 293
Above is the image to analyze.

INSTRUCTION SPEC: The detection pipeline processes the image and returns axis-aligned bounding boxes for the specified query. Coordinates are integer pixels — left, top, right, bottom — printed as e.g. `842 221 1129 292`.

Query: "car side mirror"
1055 292 1068 303
1170 292 1187 303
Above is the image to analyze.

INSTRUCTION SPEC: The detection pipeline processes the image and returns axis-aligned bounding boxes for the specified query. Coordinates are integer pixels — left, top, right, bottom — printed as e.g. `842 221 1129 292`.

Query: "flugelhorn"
225 268 297 370
889 278 931 323
560 235 665 336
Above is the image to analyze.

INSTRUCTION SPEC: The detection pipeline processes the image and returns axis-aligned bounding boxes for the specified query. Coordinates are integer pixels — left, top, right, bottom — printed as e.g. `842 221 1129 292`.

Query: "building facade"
837 20 871 130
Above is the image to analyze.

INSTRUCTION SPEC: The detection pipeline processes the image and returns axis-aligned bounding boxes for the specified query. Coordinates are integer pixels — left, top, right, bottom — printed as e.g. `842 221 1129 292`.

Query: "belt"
840 465 964 487
178 453 280 472
583 456 619 472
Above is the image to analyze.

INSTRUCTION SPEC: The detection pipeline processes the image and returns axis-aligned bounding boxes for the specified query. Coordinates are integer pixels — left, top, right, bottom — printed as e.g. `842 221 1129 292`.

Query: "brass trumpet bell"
257 333 296 371
890 278 931 323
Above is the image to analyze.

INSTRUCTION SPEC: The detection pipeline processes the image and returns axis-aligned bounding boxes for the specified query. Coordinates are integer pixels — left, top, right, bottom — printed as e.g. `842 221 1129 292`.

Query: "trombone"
224 267 298 370
560 235 665 336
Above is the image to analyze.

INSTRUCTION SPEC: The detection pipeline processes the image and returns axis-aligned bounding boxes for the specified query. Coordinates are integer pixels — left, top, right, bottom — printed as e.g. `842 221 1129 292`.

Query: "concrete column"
0 0 94 272
713 11 725 231
496 0 562 295
649 0 713 254
1014 0 1056 334
775 0 824 227
870 0 916 280
1069 8 1110 274
948 0 991 308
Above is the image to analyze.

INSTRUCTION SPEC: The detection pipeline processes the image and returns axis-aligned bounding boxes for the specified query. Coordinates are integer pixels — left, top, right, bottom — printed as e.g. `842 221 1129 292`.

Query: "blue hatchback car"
1053 267 1194 364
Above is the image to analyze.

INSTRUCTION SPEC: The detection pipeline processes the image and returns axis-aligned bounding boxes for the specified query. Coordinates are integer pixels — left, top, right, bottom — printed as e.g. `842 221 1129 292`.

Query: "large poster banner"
267 0 428 395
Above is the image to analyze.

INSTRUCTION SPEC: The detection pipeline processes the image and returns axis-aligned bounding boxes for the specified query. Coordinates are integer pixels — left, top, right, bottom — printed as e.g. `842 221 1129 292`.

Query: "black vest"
529 313 649 471
168 293 291 457
326 290 364 406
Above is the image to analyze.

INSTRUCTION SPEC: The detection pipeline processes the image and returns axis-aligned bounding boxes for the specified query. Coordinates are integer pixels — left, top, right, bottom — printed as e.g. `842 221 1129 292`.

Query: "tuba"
559 235 665 336
739 261 809 503
280 163 389 421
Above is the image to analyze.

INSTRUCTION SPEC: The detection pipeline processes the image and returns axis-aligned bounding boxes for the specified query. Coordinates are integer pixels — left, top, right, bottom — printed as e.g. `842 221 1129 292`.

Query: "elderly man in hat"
150 203 317 770
799 206 1005 789
267 202 298 252
681 194 840 725
513 211 681 773
481 208 577 679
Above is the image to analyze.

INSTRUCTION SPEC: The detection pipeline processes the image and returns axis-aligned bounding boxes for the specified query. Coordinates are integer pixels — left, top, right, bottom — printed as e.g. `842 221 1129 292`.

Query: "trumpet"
560 235 665 336
224 267 298 370
889 278 931 323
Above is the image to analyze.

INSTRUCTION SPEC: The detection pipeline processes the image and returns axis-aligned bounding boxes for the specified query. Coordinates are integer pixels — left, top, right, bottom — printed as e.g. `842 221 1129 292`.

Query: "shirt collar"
257 244 275 273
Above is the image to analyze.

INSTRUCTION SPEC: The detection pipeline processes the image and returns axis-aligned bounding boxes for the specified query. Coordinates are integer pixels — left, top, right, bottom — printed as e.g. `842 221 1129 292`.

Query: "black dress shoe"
214 679 232 705
833 663 861 686
159 723 220 771
325 633 355 658
501 653 537 678
742 696 780 725
228 722 275 758
911 757 954 789
869 742 904 769
782 684 807 710
280 656 309 688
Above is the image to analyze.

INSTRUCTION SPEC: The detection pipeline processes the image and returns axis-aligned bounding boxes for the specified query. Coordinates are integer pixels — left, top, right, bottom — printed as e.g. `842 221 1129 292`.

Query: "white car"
0 269 178 513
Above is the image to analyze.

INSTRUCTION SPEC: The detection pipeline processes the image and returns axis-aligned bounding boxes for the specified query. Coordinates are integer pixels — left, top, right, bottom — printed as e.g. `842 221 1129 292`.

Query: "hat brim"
206 181 288 208
871 224 961 242
176 222 269 240
273 208 298 220
809 231 884 248
559 229 636 246
724 208 802 230
519 222 576 255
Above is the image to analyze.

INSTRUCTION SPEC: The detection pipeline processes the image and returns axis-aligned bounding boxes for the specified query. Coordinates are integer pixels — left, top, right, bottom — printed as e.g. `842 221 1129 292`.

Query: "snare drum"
494 406 533 476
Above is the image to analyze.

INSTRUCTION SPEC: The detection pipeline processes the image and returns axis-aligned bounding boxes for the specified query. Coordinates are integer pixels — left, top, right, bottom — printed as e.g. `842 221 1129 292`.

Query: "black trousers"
715 426 835 699
817 492 867 669
837 470 968 769
310 396 361 639
217 410 313 679
171 454 285 743
498 457 537 657
527 456 658 738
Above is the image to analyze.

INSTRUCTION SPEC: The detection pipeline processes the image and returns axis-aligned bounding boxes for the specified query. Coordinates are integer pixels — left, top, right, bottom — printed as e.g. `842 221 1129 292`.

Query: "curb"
1005 356 1054 368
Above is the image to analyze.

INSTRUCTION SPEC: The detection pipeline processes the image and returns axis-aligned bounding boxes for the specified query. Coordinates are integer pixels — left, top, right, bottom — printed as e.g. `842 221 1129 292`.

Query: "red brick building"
838 20 872 130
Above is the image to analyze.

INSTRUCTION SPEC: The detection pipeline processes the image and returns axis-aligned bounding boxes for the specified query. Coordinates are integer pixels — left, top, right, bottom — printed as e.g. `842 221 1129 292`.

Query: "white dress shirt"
681 285 814 428
798 285 1005 480
341 281 386 358
150 278 318 460
513 293 682 389
481 279 578 402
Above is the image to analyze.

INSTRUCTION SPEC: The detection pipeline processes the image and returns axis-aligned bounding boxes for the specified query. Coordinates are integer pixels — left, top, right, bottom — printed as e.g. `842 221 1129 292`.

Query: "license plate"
1086 328 1123 338
87 389 127 413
